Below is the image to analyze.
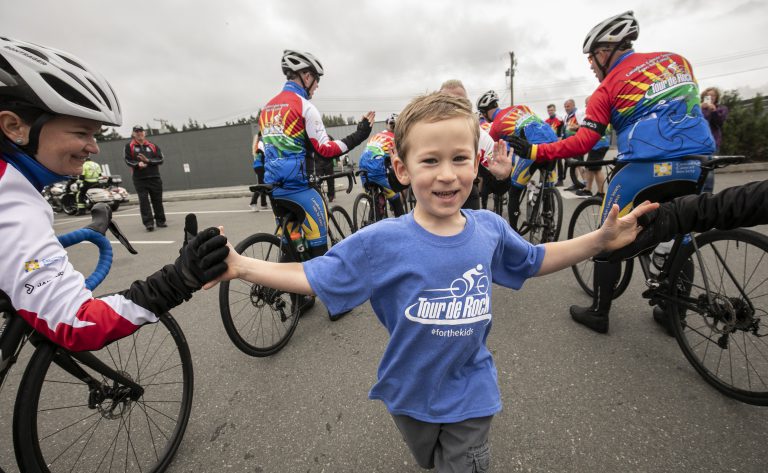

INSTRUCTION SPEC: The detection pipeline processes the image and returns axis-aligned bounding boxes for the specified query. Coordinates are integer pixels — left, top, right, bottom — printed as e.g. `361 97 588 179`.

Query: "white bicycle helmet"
385 113 397 126
0 37 122 126
476 90 499 111
582 11 639 54
281 50 324 77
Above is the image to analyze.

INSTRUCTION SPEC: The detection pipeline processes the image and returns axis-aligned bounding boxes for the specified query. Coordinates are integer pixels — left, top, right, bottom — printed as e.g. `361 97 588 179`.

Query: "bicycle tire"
61 194 77 216
13 313 193 473
329 205 354 244
668 228 768 405
526 188 563 243
219 233 300 357
353 193 374 231
567 197 633 298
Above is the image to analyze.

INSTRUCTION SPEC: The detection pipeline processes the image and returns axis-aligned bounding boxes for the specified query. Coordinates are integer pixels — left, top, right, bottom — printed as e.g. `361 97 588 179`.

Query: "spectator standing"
545 103 565 186
124 125 166 231
249 131 268 211
700 86 729 193
562 98 586 192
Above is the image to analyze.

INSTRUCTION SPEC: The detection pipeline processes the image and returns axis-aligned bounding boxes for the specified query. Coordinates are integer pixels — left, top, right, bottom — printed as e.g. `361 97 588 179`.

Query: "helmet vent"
40 73 98 112
87 77 111 109
17 46 48 62
58 54 87 71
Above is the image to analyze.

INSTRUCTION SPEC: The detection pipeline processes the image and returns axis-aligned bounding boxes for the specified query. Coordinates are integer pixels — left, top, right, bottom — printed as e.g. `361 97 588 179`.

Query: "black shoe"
146 225 155 232
329 308 352 321
294 295 315 316
652 306 675 337
570 305 609 333
156 222 168 228
574 189 592 197
565 184 585 192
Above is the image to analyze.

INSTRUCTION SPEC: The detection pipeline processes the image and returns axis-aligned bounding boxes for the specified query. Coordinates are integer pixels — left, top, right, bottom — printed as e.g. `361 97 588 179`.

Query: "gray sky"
4 0 767 137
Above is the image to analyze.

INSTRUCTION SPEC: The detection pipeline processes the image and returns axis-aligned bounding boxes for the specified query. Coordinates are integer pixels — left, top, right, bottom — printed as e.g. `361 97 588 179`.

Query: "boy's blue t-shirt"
303 210 545 423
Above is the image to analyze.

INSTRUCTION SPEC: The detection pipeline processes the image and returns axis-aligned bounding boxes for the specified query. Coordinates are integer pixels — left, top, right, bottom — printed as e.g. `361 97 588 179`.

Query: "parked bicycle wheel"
353 193 374 231
526 187 563 244
219 233 300 357
669 228 768 406
13 313 193 473
329 205 353 244
567 197 633 298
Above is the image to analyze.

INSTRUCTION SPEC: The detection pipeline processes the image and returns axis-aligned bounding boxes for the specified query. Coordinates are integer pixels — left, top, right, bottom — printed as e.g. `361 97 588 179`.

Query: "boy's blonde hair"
394 92 480 161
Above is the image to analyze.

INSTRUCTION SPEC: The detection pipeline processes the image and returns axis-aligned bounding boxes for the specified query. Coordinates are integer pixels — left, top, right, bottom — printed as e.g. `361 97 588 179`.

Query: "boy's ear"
391 150 410 186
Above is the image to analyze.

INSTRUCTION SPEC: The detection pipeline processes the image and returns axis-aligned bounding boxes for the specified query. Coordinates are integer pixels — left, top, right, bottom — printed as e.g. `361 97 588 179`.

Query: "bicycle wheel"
353 193 374 231
568 159 583 189
526 188 563 244
13 313 193 473
329 205 353 245
668 229 768 405
219 233 300 357
567 197 633 298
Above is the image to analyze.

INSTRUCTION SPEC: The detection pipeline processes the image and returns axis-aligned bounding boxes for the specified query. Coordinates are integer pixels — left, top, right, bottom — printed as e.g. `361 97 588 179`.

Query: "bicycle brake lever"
85 203 111 235
345 172 354 194
108 220 138 254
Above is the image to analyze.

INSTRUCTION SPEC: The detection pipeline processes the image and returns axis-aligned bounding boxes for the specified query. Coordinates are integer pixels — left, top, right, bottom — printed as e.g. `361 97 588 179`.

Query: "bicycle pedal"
644 279 660 290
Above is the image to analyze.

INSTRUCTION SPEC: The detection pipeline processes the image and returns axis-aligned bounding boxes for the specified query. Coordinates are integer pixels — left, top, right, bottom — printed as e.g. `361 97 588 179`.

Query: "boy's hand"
487 140 513 179
599 201 660 252
202 229 240 289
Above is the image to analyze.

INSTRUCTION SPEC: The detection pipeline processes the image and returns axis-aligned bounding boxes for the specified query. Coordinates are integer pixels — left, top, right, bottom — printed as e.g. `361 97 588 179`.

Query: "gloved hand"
505 134 533 160
608 208 670 262
174 214 229 291
341 118 373 150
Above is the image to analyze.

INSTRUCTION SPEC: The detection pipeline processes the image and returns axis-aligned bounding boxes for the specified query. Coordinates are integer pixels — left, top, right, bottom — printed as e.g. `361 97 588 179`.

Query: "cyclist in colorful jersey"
358 113 404 217
0 38 229 351
506 11 716 334
260 50 374 258
488 104 559 231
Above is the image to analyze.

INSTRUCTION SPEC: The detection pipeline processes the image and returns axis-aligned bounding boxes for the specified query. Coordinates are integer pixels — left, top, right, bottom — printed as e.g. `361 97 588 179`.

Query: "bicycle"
218 171 355 357
568 155 768 405
516 159 563 244
353 169 396 230
0 204 193 473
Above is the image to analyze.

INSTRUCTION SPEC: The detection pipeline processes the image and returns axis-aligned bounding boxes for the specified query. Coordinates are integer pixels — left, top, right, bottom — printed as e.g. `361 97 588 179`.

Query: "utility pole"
505 51 517 106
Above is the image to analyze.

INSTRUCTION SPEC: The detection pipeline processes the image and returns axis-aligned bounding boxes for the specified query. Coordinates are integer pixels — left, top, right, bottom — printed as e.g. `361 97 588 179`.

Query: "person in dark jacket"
125 125 166 231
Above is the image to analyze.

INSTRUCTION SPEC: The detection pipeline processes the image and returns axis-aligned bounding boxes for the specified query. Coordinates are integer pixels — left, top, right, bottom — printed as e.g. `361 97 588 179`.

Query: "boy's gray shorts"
391 414 492 473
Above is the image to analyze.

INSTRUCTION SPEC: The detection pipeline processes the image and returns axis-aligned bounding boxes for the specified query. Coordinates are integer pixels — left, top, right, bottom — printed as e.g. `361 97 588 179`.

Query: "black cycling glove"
341 118 373 150
505 134 533 160
609 180 768 262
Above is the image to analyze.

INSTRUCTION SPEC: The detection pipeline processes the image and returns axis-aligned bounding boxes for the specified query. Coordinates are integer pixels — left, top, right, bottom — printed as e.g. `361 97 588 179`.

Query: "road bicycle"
0 204 193 473
568 155 768 405
352 169 399 230
516 160 563 244
218 171 355 357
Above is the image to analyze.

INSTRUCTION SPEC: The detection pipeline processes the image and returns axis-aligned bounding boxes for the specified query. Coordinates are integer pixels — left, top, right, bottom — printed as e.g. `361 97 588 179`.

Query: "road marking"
54 209 257 227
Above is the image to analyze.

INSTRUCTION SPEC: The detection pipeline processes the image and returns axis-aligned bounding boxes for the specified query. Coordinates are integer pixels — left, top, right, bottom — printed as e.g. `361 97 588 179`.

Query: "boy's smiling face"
392 116 479 233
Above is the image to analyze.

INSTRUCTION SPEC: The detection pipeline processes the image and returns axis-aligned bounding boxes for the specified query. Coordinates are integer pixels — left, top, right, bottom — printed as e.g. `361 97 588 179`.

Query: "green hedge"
720 92 768 162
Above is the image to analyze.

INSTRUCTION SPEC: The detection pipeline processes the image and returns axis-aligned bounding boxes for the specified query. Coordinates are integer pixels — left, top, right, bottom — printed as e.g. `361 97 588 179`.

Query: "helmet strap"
299 71 316 97
21 112 54 157
594 43 623 79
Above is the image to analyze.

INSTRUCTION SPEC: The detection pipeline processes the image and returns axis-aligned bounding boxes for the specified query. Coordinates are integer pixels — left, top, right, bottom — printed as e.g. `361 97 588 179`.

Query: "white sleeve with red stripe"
302 97 349 158
478 128 495 168
0 163 158 352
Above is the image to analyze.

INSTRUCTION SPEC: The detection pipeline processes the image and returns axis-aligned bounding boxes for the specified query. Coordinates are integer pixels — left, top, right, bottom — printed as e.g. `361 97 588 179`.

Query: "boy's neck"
412 204 467 236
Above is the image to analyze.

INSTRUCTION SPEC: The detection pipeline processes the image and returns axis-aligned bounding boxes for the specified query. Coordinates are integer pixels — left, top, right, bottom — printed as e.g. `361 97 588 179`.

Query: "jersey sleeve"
0 168 158 352
478 128 495 168
302 99 349 158
302 231 372 314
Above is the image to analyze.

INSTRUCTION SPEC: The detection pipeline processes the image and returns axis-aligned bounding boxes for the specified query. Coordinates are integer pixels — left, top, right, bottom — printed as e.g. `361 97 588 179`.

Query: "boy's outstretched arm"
536 201 659 276
205 239 315 295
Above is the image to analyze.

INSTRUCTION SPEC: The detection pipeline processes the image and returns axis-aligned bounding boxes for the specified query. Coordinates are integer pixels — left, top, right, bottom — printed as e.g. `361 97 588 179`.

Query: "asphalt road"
2 170 768 473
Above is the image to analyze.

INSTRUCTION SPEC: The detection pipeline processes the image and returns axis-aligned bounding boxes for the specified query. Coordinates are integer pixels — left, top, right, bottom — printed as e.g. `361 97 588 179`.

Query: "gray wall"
97 122 387 192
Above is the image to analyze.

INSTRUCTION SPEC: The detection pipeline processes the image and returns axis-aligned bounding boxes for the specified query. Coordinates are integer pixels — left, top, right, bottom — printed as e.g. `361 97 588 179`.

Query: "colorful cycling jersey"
592 124 611 151
488 105 559 146
533 51 715 162
0 150 157 352
259 81 349 193
545 115 564 137
563 109 584 138
359 130 395 179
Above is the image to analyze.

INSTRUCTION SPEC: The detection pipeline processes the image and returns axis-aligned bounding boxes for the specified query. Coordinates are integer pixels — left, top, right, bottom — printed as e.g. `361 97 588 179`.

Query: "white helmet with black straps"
476 90 499 111
0 37 122 126
582 11 639 54
281 50 324 77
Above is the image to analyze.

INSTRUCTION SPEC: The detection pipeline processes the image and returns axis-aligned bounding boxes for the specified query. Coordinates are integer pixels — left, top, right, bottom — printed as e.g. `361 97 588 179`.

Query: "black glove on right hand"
505 134 533 160
341 118 373 150
174 215 229 291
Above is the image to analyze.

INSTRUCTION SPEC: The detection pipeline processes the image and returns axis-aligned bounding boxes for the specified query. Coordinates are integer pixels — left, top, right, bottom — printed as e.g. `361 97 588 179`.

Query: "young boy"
214 92 656 472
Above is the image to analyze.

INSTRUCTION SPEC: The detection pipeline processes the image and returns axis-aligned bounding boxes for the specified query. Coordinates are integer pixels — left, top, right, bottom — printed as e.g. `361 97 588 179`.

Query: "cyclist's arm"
147 144 164 165
124 143 141 168
303 101 351 159
536 202 658 275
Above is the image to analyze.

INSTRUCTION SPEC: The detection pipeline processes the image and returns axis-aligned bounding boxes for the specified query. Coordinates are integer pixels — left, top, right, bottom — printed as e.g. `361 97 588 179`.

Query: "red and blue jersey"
534 51 715 162
488 105 558 145
259 81 349 193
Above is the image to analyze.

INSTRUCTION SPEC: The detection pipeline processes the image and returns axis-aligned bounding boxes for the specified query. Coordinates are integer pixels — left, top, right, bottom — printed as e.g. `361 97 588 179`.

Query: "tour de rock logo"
404 265 492 325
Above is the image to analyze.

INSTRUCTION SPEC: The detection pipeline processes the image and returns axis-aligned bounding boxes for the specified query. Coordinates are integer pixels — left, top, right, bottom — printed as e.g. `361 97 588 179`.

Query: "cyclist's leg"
508 158 534 231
